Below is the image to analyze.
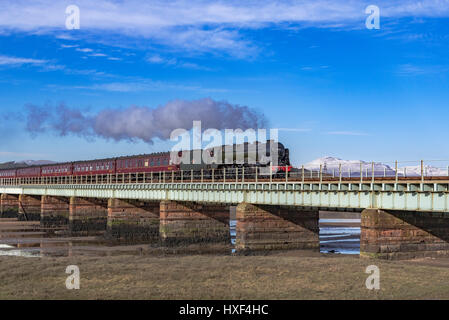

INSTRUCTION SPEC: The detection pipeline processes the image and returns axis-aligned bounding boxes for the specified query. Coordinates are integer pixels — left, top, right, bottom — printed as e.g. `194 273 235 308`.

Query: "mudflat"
1 252 449 299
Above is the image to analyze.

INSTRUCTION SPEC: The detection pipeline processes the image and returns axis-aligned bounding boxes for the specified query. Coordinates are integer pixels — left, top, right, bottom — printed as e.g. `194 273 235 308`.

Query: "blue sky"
0 0 449 166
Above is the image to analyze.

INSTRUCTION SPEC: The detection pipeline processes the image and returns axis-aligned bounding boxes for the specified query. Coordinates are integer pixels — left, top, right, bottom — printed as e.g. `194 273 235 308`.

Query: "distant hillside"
17 160 56 166
0 160 55 170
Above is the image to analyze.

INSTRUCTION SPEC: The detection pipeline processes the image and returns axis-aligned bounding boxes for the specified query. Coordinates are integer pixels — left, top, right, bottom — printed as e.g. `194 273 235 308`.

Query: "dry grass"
1 252 449 299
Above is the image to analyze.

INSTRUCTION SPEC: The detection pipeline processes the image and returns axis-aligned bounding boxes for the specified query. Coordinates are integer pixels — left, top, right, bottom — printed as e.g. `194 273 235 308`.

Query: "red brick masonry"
0 194 19 217
107 198 160 242
160 200 230 244
361 208 449 259
18 194 41 221
41 195 70 227
236 203 319 251
69 197 108 235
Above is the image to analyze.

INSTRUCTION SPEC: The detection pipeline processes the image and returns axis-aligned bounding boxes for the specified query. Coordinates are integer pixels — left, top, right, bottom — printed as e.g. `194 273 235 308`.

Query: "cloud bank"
1 0 448 57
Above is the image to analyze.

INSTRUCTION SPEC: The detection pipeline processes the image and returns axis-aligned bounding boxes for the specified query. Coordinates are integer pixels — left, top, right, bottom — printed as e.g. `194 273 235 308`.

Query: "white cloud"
60 44 78 48
1 1 448 58
50 77 228 93
0 55 47 66
146 54 176 65
146 54 211 70
76 48 94 53
396 63 449 76
0 0 449 58
89 53 107 57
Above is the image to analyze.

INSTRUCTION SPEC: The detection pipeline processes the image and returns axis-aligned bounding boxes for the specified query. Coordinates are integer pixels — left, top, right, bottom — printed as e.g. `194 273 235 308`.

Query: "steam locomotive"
177 140 290 170
0 140 291 180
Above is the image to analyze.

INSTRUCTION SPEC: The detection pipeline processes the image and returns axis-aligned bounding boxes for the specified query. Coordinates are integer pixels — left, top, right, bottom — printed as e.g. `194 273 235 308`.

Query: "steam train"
0 140 291 180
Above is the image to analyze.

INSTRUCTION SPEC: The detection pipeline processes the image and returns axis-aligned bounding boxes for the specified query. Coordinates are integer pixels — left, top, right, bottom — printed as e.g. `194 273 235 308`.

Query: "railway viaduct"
3 175 449 259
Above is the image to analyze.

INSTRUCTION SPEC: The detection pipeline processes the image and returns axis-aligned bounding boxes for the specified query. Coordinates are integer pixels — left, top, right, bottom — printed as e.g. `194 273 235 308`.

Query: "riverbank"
1 251 449 299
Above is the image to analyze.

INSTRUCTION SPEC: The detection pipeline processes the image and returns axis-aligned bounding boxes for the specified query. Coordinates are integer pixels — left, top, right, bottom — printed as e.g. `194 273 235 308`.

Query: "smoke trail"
24 98 268 143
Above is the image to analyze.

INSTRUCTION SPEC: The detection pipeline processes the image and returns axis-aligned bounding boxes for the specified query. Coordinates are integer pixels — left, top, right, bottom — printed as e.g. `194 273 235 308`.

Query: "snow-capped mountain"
400 165 447 177
302 156 448 177
0 160 55 169
303 156 395 176
16 160 55 166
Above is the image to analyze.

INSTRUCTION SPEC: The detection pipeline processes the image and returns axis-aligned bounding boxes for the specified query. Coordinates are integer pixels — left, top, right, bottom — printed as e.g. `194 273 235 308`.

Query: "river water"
228 215 360 255
0 214 360 257
319 219 360 254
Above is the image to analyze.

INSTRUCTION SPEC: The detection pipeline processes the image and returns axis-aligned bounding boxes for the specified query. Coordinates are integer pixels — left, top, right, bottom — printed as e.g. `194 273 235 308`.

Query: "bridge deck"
2 174 449 212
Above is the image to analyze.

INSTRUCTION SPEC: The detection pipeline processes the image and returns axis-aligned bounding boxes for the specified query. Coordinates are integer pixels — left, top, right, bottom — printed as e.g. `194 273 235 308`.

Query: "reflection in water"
230 220 236 253
320 219 361 224
0 216 360 257
319 218 360 255
0 244 41 258
230 219 360 255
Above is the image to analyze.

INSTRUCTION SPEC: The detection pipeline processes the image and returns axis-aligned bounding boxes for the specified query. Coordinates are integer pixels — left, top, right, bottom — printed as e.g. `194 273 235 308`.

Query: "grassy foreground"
1 252 449 299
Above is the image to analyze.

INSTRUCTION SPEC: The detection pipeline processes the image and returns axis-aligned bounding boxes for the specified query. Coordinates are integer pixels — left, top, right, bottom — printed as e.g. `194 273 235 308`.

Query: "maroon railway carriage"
16 166 41 178
72 159 115 176
115 152 178 174
41 163 73 177
0 169 17 178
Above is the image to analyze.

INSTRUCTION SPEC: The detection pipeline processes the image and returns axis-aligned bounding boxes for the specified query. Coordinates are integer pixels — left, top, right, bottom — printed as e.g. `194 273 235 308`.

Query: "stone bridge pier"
0 194 19 218
107 198 160 243
235 203 320 251
18 194 41 221
69 197 108 236
41 195 70 228
159 200 231 245
361 208 449 260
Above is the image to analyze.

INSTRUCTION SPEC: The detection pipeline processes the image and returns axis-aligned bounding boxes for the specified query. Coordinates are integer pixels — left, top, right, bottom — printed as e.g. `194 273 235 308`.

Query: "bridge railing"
2 160 449 186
